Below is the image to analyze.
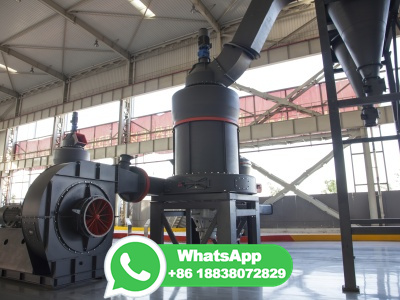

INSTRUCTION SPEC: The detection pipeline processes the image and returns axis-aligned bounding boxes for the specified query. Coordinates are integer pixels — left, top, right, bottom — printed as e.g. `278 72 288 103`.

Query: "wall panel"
69 65 127 101
21 86 63 115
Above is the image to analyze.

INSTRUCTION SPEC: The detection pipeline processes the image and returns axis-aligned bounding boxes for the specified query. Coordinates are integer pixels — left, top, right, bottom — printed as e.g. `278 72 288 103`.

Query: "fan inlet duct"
74 196 114 238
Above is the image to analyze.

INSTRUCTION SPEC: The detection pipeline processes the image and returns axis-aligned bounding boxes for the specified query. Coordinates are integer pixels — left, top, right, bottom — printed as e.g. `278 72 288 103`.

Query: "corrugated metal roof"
53 0 82 8
0 1 54 43
63 51 119 75
12 73 54 93
0 91 10 102
218 0 251 25
1 54 33 79
7 16 65 48
0 73 13 90
0 0 318 105
151 1 205 20
73 0 139 15
13 48 63 73
75 13 143 50
130 18 210 52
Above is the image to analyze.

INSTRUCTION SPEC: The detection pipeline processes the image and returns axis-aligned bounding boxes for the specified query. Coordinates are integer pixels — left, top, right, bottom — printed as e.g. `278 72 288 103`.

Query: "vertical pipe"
361 128 378 219
315 0 359 293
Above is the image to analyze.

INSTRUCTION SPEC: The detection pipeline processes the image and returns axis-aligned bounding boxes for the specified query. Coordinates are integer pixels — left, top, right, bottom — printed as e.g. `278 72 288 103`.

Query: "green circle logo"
104 236 166 298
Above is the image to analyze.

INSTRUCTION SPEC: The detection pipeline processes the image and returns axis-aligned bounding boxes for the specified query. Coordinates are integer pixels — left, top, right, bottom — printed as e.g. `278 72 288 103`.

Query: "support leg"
247 201 261 244
216 200 236 244
150 201 164 244
315 0 359 292
185 209 192 244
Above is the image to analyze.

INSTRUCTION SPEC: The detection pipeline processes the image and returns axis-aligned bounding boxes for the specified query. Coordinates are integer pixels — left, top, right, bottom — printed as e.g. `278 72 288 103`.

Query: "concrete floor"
0 241 399 300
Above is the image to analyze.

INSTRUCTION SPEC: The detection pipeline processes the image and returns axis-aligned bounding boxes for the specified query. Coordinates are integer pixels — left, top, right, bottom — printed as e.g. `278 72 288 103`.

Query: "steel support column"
118 98 131 144
315 0 359 292
361 128 379 219
1 127 16 206
383 26 400 151
62 81 70 103
51 114 65 154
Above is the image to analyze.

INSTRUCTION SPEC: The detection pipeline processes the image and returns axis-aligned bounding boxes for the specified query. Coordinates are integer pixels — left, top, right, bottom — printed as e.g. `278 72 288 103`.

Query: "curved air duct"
187 0 292 87
327 0 390 82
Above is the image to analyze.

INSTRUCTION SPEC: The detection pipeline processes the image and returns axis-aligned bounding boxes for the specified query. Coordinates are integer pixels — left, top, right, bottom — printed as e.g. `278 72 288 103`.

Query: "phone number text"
168 268 286 279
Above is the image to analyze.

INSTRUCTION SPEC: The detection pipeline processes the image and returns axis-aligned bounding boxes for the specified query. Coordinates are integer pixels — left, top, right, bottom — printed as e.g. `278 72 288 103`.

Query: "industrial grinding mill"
148 0 295 244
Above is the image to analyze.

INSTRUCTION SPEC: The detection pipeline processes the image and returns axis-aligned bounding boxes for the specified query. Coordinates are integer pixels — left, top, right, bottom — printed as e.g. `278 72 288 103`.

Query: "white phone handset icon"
120 253 151 281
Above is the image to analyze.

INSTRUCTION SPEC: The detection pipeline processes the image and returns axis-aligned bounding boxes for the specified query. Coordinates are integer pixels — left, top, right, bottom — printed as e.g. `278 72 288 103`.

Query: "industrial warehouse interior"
0 0 399 299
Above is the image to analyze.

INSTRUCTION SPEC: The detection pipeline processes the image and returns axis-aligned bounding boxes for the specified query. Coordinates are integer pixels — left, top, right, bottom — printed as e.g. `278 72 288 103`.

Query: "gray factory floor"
0 241 399 300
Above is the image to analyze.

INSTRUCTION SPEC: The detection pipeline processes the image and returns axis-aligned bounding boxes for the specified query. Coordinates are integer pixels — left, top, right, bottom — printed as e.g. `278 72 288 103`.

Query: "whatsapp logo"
104 236 166 298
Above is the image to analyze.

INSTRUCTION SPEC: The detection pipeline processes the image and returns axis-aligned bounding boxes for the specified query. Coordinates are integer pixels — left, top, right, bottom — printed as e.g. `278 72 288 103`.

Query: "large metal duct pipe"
327 0 390 97
331 35 365 98
331 35 379 126
331 36 379 218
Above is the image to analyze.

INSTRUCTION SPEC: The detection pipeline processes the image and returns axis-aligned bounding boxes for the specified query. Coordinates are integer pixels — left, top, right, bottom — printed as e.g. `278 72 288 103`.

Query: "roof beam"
0 15 58 45
0 85 20 98
189 0 220 33
126 0 154 50
0 45 67 81
217 0 240 22
69 10 208 23
1 0 95 45
36 0 130 60
10 45 114 53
